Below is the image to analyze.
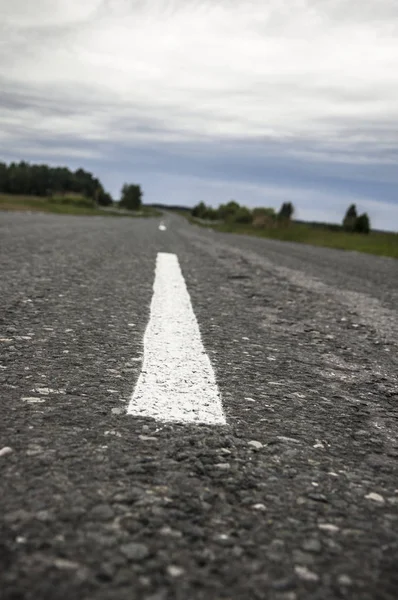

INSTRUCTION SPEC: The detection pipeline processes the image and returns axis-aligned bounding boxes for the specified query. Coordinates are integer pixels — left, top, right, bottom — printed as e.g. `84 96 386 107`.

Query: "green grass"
48 194 96 209
0 194 160 218
184 215 398 259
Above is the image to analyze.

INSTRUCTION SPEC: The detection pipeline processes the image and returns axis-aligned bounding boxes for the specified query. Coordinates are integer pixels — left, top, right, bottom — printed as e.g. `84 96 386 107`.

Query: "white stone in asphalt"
128 252 226 425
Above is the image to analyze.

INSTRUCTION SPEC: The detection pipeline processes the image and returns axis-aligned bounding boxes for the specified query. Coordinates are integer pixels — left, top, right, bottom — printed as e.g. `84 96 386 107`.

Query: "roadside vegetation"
0 161 158 217
189 200 398 259
0 193 159 217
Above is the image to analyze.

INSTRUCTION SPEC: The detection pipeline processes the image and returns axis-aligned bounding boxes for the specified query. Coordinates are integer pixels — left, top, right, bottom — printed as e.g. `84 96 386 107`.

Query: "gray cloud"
0 0 397 228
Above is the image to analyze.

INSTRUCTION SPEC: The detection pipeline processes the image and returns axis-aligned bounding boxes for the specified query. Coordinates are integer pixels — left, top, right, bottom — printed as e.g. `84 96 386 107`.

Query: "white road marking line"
128 252 226 425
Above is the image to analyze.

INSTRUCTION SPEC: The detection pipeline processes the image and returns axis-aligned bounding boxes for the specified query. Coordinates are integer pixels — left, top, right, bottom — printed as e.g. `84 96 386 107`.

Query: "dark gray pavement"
1 211 397 600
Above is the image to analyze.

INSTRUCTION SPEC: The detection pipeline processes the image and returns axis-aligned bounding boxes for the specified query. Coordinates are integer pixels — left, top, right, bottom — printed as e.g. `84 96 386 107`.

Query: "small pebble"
248 440 263 450
307 493 328 503
294 565 319 582
54 558 80 570
22 397 45 403
365 492 385 504
302 539 321 553
159 526 182 538
252 503 267 511
277 436 300 444
214 533 232 545
167 565 185 577
0 447 13 457
16 536 27 544
214 463 230 470
313 441 325 449
318 523 339 533
120 543 149 561
338 574 353 586
111 407 124 415
293 550 315 565
36 510 54 523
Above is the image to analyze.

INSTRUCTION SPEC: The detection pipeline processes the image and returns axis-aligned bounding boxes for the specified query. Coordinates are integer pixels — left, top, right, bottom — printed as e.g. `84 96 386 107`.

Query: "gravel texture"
1 211 397 600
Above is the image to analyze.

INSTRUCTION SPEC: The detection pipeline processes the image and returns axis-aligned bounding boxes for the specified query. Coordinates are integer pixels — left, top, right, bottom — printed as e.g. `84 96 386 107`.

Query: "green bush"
232 206 252 224
192 201 277 225
205 207 220 220
354 213 371 234
192 202 207 218
119 183 143 210
218 200 240 220
343 204 357 231
191 203 221 220
342 205 371 234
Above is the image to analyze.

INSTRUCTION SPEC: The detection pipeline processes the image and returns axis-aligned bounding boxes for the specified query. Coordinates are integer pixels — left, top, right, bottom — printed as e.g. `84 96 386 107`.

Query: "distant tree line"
0 161 113 206
192 199 372 234
191 200 293 226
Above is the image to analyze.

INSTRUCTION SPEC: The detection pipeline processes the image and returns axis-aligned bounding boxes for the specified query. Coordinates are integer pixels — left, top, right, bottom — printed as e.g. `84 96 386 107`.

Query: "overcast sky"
1 0 397 229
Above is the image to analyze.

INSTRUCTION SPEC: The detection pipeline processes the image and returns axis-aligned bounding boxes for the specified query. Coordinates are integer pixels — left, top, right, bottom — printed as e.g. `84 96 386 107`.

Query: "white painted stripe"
128 253 226 425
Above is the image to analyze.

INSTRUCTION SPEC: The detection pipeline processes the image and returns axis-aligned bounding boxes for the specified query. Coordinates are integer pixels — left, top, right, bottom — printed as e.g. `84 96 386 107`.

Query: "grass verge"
183 215 398 259
0 194 160 218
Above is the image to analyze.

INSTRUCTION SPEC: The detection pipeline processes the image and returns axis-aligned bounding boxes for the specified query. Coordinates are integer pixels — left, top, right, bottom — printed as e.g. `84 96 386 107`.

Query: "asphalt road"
1 211 397 600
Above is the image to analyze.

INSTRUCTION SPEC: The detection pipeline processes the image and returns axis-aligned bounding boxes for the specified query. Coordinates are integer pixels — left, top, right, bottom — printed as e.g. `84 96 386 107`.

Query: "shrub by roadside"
187 200 397 259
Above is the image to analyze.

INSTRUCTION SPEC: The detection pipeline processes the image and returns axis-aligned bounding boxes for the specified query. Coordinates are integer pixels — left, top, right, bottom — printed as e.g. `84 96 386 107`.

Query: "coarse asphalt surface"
1 211 397 600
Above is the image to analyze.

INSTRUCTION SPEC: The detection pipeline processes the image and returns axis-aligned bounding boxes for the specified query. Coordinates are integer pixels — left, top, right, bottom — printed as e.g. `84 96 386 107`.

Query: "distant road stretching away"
1 211 397 600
